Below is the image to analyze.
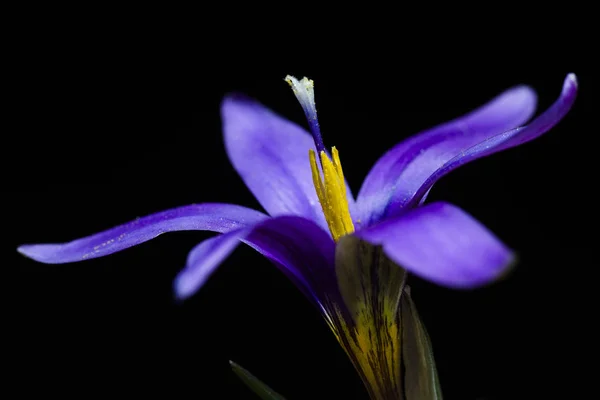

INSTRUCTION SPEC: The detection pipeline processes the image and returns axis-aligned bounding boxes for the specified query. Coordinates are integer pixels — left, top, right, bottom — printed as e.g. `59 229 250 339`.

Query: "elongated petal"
355 202 514 288
17 203 268 263
174 216 336 304
222 94 354 231
356 80 538 225
410 73 578 208
172 230 244 298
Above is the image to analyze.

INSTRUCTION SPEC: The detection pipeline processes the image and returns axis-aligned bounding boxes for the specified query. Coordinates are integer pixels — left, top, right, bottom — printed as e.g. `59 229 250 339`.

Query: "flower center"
286 75 355 241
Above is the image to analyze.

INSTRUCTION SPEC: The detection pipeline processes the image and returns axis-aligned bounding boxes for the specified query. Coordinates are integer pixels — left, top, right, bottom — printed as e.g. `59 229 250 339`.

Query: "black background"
6 6 597 400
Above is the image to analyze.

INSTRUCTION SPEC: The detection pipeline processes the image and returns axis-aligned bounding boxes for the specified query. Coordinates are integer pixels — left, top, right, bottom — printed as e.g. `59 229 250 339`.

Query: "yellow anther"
331 147 346 198
309 146 355 241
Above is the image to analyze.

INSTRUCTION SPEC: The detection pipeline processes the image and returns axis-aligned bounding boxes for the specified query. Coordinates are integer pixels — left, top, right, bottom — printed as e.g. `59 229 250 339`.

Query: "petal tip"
17 244 52 263
495 84 538 110
467 247 516 288
504 85 538 122
444 249 517 290
461 249 517 289
566 72 578 86
221 92 257 111
172 273 196 301
513 84 538 98
220 92 270 132
564 73 578 95
496 251 518 281
470 236 517 288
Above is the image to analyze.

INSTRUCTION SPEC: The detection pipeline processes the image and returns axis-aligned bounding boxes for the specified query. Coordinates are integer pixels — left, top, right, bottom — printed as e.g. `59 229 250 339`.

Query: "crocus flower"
18 74 577 399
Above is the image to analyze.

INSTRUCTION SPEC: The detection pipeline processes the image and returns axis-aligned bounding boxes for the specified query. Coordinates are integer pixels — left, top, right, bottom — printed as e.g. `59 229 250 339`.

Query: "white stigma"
285 74 325 152
285 75 318 120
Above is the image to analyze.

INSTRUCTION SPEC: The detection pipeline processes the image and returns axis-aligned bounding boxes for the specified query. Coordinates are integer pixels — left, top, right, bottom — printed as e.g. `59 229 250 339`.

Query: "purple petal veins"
222 94 356 233
355 82 537 225
356 75 576 226
17 203 268 263
406 73 578 211
222 94 329 230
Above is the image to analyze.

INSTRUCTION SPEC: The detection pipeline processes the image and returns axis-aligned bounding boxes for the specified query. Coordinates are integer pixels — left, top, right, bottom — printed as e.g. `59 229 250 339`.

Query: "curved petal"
174 215 337 305
407 73 578 210
172 229 248 298
17 203 268 263
355 202 515 288
222 94 355 231
355 81 538 226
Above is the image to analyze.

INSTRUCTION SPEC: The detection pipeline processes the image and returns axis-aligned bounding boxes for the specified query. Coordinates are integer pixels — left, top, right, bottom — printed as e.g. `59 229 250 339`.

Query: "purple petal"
17 203 268 263
174 216 336 303
355 202 515 288
409 73 578 209
355 80 538 226
222 94 354 231
173 230 245 298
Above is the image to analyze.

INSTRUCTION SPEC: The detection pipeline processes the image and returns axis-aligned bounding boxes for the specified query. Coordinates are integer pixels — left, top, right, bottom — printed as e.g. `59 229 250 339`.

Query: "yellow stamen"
309 146 355 241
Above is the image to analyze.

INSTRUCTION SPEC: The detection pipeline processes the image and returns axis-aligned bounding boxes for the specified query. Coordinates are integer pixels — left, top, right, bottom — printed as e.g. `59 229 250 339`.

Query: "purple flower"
18 74 577 399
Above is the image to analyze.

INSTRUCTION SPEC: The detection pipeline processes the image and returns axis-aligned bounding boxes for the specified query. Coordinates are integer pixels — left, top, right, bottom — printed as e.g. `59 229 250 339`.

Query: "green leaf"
400 288 443 400
229 361 287 400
